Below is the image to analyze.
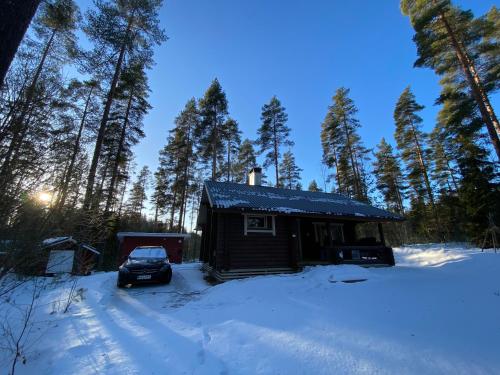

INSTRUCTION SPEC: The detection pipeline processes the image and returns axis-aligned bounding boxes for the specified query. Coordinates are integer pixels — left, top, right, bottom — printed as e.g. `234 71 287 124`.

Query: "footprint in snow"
203 328 211 344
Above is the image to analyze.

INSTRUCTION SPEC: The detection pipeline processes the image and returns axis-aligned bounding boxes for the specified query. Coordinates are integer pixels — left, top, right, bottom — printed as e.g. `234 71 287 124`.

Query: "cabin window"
244 214 275 235
330 223 345 244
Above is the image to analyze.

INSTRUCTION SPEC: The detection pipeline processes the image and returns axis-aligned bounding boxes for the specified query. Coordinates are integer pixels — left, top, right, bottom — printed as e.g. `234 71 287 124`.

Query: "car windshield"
129 247 166 260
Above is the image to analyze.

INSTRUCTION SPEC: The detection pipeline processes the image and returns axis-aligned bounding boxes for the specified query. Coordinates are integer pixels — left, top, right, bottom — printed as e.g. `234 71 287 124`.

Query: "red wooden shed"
116 232 190 264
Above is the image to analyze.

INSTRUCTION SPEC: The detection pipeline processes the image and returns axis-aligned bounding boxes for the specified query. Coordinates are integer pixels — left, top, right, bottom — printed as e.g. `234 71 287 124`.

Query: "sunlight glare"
38 191 53 205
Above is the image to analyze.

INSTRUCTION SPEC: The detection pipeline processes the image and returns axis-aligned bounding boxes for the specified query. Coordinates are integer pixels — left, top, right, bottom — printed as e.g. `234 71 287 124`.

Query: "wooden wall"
215 213 295 270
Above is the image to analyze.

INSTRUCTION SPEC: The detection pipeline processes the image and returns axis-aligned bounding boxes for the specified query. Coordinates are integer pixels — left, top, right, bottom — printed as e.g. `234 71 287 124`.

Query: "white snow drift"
1 244 499 375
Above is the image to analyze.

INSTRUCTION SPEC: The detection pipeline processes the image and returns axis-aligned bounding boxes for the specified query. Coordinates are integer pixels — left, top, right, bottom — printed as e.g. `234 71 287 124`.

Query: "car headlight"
160 263 171 271
119 266 130 273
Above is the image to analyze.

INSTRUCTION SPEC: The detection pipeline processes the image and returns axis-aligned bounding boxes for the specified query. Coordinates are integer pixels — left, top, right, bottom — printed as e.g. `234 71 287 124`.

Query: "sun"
37 191 53 205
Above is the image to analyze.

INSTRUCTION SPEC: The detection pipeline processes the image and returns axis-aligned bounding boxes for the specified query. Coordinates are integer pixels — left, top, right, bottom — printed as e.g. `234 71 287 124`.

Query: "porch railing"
315 244 395 266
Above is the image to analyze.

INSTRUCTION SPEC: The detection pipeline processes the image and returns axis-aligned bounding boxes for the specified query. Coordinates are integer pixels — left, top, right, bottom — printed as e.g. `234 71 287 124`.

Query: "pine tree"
151 166 169 226
0 0 42 87
221 117 241 182
173 99 199 231
321 102 345 193
429 125 459 194
233 139 257 183
157 139 178 229
156 99 200 231
401 0 500 159
196 79 228 181
55 79 100 212
394 87 435 210
321 88 369 200
308 180 322 192
481 6 499 95
373 138 406 214
435 82 499 242
0 0 79 199
104 61 149 214
127 165 150 220
0 51 70 224
279 150 302 189
82 0 165 209
256 96 293 187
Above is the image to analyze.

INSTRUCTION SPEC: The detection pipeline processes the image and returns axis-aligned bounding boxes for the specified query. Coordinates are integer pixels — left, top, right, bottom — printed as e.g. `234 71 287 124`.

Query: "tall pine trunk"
178 127 192 232
395 181 404 214
441 149 458 191
181 190 189 231
273 120 279 187
226 139 231 182
409 121 435 209
56 85 94 211
332 148 342 193
0 29 56 195
117 170 129 218
341 117 361 199
91 153 112 211
154 204 159 226
104 88 133 213
438 11 500 159
0 0 41 87
83 20 132 209
211 110 218 180
0 81 29 141
169 173 179 230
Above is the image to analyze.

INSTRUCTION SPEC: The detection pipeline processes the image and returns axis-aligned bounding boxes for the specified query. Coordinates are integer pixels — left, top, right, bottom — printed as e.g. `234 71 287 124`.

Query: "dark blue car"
117 246 172 288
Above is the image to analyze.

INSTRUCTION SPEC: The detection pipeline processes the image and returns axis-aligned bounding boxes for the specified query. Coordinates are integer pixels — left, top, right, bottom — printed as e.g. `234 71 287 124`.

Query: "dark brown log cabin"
197 168 403 281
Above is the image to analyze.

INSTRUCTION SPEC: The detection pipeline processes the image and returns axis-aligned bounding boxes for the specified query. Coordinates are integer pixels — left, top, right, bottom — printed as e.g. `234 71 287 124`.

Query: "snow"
1 245 500 374
207 183 400 220
215 199 251 208
41 237 72 247
270 207 306 213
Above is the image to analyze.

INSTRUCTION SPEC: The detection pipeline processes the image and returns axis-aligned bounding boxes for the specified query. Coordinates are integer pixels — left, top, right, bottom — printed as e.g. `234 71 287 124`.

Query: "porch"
296 218 395 266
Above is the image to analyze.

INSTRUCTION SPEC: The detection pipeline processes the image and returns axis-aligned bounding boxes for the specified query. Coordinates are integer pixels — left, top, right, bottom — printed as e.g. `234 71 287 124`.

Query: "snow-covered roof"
203 181 403 221
81 244 100 255
42 236 76 248
116 232 191 240
42 237 100 254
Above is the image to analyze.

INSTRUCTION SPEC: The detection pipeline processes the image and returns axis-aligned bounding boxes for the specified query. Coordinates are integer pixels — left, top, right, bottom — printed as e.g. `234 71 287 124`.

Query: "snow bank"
393 242 477 267
1 248 500 375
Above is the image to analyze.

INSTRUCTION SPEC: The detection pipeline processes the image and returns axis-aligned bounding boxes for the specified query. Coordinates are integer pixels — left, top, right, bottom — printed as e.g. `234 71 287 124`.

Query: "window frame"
329 223 345 244
312 222 345 246
243 214 276 236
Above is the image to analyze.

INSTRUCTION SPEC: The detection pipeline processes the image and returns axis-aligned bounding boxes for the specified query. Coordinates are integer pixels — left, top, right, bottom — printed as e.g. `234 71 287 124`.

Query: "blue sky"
81 0 497 191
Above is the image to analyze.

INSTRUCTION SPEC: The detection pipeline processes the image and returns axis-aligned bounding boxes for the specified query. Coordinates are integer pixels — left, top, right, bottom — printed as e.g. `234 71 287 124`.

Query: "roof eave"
211 206 404 222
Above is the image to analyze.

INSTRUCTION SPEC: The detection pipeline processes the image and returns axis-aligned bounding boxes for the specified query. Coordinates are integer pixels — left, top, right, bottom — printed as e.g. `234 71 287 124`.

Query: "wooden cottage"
197 168 403 281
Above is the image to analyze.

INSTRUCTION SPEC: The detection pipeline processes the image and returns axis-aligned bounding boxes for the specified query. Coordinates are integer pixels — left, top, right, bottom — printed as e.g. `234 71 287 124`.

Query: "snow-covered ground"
1 244 499 375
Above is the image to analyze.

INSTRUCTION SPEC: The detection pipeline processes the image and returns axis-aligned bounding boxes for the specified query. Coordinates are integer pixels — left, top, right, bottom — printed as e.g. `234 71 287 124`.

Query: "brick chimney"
248 167 262 186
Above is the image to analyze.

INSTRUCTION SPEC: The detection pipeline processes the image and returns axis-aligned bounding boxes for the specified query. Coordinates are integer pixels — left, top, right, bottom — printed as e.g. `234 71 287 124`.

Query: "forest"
0 0 498 268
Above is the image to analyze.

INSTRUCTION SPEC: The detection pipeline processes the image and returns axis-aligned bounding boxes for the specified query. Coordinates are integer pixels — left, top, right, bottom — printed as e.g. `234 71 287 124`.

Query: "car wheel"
164 269 172 284
117 279 125 288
